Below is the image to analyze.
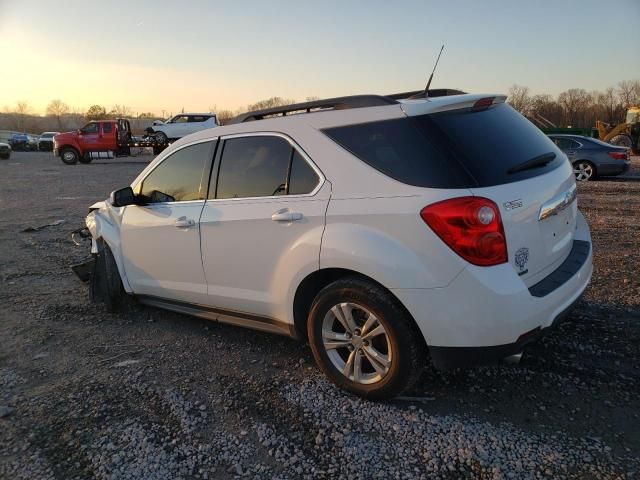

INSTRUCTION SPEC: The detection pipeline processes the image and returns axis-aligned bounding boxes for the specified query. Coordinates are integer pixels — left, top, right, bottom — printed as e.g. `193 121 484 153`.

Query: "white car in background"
83 91 593 399
146 113 219 145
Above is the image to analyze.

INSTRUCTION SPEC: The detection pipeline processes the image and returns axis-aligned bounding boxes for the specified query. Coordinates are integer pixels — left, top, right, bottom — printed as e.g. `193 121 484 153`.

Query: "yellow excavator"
595 105 640 154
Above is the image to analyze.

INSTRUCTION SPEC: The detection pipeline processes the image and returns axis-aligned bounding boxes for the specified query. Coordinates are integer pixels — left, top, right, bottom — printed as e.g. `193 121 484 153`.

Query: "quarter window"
140 141 213 203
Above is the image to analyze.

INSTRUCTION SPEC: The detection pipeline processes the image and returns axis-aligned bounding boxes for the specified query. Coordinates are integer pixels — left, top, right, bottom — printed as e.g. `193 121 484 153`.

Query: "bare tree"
558 88 592 127
216 109 235 125
617 80 640 108
86 105 107 120
15 101 32 116
507 85 532 115
109 104 132 118
46 99 70 130
245 97 296 112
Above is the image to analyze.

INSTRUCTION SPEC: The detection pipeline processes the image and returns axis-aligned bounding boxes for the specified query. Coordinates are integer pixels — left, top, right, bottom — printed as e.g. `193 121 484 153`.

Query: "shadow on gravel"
405 300 639 458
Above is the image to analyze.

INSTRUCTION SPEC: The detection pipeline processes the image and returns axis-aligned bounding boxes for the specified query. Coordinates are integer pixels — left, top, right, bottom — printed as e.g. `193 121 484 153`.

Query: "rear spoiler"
400 94 507 116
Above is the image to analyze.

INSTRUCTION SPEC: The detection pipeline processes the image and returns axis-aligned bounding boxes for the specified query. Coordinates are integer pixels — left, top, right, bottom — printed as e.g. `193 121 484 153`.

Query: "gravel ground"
1 152 639 480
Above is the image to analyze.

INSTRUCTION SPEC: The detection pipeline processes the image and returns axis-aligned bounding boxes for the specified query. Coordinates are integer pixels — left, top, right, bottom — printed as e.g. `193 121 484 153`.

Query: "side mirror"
77 129 82 135
149 190 175 203
110 186 137 207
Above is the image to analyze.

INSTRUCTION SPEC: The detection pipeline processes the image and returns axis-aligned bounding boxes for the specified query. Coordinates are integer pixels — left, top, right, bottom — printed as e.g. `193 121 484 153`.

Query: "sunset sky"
1 0 638 117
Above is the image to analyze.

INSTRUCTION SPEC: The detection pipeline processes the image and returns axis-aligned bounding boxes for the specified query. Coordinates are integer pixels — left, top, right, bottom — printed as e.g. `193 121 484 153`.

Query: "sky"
1 0 638 116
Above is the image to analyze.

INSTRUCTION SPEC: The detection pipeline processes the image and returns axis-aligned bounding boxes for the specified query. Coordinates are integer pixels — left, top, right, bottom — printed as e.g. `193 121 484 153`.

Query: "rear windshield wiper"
507 152 556 175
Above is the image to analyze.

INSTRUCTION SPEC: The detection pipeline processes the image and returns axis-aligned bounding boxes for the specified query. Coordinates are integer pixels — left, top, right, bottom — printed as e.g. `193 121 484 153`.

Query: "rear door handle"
175 217 196 228
271 211 303 222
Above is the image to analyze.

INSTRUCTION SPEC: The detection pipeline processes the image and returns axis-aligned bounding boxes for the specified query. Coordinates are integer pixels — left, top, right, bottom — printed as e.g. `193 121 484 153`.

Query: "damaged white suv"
82 90 593 399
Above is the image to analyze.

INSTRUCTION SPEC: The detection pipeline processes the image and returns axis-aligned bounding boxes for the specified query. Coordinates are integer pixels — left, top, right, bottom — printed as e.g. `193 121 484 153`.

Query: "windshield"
41 133 55 138
626 110 640 124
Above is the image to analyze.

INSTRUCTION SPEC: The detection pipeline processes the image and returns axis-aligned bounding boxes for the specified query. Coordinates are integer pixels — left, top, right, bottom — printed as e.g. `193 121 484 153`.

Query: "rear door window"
323 103 564 188
212 136 321 199
215 136 291 199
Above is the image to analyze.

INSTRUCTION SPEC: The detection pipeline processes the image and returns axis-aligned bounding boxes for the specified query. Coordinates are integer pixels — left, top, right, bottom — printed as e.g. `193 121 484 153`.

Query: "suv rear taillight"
608 151 628 160
420 197 508 266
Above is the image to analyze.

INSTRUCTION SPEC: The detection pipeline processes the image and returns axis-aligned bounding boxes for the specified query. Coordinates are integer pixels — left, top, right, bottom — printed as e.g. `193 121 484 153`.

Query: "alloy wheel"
573 162 593 181
321 302 392 384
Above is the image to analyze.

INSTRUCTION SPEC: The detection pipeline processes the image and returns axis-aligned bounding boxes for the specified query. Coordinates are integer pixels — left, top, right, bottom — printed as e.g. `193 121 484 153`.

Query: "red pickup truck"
54 119 164 165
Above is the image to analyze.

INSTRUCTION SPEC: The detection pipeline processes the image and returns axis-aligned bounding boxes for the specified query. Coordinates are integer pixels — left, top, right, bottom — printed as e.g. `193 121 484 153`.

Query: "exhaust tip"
503 352 523 365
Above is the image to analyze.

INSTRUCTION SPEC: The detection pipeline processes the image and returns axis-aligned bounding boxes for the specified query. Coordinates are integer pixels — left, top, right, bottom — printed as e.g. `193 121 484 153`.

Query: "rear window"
323 103 564 188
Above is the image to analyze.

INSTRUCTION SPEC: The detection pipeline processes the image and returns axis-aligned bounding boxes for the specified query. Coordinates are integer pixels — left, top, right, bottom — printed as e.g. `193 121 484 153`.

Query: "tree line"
2 82 638 134
507 79 639 128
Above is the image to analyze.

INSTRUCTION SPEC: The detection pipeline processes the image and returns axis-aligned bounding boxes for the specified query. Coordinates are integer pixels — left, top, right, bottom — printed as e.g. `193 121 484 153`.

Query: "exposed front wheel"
573 160 595 181
60 148 79 165
154 131 168 145
307 277 425 400
609 134 632 149
90 241 125 312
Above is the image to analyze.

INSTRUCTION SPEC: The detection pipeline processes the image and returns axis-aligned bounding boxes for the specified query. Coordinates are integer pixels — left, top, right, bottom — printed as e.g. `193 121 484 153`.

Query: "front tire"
573 160 595 181
154 131 168 145
307 277 425 400
609 134 632 149
60 147 79 165
90 241 125 312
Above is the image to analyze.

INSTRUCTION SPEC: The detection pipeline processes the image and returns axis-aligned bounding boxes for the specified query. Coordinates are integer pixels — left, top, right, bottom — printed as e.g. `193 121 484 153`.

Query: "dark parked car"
8 133 37 152
548 134 631 181
0 142 11 159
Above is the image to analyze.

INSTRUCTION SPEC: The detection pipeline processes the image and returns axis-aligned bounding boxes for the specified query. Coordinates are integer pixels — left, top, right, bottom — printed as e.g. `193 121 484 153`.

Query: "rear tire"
60 147 79 165
307 277 426 400
573 160 596 181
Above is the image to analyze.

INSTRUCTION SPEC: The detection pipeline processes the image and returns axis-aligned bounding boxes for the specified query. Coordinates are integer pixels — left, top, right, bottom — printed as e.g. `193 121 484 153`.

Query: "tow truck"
53 119 167 165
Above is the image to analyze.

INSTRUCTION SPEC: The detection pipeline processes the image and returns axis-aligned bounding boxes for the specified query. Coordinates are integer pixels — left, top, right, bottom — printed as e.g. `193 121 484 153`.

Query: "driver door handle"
271 211 303 222
174 217 196 228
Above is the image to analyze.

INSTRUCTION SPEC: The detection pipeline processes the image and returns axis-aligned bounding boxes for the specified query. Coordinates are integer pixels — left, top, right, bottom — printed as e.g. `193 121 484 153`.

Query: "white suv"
83 91 593 399
147 113 219 144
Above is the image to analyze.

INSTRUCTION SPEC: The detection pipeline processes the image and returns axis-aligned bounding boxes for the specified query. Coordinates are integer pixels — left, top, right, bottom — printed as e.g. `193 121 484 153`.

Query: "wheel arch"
58 144 81 157
292 267 426 351
90 211 133 293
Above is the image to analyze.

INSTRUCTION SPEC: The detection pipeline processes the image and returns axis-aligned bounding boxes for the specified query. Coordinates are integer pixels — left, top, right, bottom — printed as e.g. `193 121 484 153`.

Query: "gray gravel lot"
1 152 639 479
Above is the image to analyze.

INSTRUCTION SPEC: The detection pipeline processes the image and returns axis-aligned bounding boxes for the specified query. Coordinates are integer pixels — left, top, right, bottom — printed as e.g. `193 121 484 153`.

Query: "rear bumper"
429 292 581 369
598 161 630 176
392 210 592 368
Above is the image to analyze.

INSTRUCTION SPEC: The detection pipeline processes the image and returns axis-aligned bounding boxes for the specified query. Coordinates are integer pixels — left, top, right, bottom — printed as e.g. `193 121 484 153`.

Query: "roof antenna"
424 44 445 97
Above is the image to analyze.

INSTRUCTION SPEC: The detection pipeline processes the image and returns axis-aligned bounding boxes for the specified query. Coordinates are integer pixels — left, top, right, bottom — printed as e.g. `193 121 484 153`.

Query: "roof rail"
229 89 467 124
228 95 398 124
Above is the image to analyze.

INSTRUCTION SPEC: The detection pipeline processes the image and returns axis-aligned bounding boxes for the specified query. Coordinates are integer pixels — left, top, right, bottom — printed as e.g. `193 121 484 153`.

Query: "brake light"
472 97 495 111
608 151 628 160
420 197 508 266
